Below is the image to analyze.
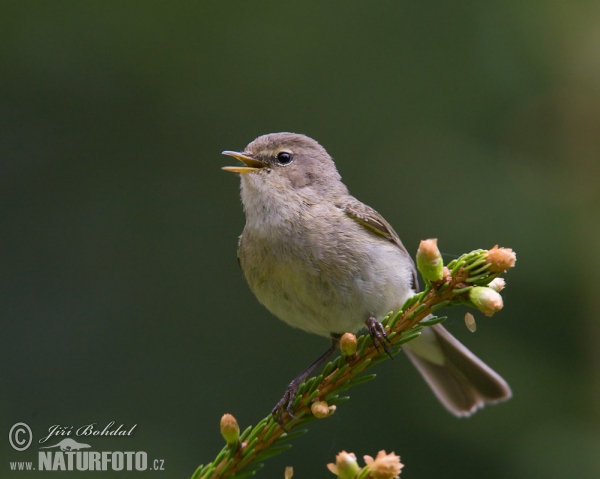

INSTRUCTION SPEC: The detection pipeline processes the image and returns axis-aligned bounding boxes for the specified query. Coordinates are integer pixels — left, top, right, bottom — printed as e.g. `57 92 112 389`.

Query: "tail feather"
403 324 511 417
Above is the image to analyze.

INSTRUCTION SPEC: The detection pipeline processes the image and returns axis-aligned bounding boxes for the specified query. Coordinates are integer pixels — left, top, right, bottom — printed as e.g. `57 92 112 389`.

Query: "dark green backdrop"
2 2 599 478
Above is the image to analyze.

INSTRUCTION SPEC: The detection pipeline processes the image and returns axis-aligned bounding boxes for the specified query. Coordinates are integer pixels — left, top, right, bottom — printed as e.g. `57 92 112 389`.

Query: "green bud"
327 451 360 479
416 238 444 282
469 286 503 317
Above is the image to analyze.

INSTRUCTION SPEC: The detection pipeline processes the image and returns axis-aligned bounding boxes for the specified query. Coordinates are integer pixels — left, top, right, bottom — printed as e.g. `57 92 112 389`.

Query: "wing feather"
338 199 419 291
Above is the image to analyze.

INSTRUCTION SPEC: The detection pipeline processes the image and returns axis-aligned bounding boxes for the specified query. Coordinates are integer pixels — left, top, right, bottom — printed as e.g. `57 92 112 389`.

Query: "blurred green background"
2 2 599 478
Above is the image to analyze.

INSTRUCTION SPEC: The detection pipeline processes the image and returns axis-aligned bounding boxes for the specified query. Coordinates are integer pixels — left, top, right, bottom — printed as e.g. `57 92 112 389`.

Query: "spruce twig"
192 243 516 479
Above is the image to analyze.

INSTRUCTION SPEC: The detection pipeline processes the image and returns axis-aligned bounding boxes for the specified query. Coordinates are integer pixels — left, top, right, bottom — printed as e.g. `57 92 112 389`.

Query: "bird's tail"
402 323 511 416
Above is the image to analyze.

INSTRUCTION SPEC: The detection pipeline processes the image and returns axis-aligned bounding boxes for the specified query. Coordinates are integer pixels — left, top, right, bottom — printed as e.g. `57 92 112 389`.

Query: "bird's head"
222 132 345 195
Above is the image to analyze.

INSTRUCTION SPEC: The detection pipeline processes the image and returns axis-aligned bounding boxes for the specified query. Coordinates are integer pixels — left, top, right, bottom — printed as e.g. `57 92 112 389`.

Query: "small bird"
222 132 511 421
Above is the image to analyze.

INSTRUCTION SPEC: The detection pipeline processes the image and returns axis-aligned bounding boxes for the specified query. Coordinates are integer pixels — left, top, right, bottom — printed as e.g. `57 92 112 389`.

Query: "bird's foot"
365 316 393 359
271 342 337 431
271 380 300 431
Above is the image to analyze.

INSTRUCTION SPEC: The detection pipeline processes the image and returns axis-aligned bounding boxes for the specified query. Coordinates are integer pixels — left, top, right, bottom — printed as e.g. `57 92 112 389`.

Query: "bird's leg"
365 316 393 359
272 334 340 429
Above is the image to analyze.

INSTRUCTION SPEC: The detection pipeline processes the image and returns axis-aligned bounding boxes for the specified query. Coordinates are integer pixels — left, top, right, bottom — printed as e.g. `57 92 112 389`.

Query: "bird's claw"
366 317 393 359
271 381 300 431
270 342 337 431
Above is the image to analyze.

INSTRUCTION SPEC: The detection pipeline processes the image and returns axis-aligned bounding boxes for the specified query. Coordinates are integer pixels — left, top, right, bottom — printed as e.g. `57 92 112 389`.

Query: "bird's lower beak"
221 151 267 173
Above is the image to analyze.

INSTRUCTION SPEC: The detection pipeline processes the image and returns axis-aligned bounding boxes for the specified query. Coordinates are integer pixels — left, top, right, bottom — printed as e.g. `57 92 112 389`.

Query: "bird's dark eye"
276 152 293 165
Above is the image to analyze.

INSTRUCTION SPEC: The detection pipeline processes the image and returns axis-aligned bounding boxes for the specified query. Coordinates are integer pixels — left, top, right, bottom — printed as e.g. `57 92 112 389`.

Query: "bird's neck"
240 178 306 235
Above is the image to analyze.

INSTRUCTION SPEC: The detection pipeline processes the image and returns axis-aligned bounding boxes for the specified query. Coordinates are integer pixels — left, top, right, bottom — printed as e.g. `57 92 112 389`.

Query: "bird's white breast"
238 175 415 337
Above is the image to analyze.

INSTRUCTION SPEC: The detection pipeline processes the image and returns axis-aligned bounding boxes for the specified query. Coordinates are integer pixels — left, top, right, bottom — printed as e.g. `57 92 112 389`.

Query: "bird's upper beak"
221 151 267 174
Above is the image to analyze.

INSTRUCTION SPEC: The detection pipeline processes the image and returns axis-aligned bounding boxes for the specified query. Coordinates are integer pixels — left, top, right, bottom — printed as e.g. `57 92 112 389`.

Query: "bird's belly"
241 240 414 337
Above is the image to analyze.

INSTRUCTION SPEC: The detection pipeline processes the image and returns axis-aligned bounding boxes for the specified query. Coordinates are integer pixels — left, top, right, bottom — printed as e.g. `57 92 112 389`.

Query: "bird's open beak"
222 151 267 174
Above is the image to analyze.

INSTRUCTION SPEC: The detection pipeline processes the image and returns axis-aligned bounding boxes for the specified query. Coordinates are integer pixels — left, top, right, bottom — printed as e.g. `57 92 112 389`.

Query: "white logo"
40 438 91 451
7 422 166 473
38 448 149 472
9 423 32 451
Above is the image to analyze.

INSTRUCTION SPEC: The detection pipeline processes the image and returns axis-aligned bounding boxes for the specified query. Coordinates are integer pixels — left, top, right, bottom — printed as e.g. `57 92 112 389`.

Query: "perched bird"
222 132 511 421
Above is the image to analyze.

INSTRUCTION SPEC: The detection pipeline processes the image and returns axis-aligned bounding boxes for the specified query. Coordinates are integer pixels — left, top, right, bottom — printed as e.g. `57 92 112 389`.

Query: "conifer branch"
192 242 516 479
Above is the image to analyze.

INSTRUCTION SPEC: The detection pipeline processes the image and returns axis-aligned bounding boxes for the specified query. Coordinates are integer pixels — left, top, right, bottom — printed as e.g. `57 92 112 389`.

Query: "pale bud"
327 451 360 479
340 332 358 356
464 312 476 332
486 245 516 273
285 466 293 479
416 238 444 282
488 277 506 292
220 413 239 446
363 450 403 479
469 286 503 317
312 401 336 418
